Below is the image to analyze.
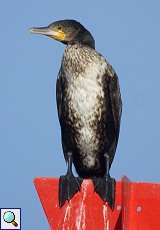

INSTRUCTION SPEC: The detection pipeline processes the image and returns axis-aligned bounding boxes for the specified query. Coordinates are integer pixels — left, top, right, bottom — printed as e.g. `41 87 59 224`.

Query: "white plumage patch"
66 61 107 168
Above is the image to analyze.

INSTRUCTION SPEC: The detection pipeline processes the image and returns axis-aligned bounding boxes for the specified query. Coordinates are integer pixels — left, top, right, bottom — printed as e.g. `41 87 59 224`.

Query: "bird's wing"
56 68 65 124
56 70 69 161
105 65 122 160
56 75 62 122
107 66 122 140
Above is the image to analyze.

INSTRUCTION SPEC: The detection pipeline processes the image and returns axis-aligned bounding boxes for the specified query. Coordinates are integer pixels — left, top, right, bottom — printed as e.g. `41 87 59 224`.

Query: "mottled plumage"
30 19 122 208
57 43 122 177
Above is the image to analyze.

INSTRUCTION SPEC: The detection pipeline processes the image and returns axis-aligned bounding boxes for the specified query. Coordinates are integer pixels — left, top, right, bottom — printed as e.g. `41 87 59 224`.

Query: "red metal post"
34 177 160 230
122 177 160 230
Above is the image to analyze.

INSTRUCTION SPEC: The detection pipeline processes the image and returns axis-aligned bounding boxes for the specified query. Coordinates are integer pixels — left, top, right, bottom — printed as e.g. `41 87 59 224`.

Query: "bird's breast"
63 62 107 168
65 62 106 123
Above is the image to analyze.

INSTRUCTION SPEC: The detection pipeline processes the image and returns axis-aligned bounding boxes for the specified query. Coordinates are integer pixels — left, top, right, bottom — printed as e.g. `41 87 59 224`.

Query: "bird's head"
30 19 95 49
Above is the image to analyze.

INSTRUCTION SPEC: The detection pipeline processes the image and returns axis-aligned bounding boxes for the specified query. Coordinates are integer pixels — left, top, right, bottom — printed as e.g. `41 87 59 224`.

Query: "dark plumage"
30 19 122 208
57 44 121 176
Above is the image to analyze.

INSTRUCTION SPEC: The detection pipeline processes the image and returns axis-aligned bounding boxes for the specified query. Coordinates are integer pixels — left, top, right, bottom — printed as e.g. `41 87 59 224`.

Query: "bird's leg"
59 152 83 207
92 153 116 209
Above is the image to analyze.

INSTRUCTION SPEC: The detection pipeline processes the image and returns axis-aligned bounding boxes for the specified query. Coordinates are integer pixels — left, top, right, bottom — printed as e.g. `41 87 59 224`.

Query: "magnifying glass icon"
3 211 18 227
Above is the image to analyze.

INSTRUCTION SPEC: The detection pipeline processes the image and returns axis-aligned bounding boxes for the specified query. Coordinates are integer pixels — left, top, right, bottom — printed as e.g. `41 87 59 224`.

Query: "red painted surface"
34 177 160 230
122 177 160 230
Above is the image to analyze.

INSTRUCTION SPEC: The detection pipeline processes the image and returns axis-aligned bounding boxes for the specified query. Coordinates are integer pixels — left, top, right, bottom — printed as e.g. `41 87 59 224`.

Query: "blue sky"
0 0 160 229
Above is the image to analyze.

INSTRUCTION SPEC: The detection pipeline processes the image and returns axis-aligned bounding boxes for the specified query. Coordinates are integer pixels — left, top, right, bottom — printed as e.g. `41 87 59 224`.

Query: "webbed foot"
93 176 116 209
92 153 116 209
59 152 83 207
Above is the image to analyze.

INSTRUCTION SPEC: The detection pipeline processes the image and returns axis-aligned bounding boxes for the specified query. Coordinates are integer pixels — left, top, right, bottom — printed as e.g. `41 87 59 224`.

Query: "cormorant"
30 19 122 209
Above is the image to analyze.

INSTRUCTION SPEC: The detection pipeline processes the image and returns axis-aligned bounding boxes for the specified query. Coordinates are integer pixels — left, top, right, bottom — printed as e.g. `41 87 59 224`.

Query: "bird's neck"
62 44 94 75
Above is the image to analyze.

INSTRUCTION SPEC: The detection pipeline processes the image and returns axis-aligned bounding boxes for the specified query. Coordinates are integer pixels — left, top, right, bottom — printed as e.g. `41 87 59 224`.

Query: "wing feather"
108 70 122 142
56 76 62 121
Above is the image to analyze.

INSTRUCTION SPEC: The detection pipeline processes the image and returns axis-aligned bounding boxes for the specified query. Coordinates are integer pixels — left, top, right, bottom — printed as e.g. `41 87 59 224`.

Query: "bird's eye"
57 26 62 30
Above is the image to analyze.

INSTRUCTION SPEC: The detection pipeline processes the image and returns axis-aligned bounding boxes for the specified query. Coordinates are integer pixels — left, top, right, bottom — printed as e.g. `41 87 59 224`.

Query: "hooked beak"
29 26 65 41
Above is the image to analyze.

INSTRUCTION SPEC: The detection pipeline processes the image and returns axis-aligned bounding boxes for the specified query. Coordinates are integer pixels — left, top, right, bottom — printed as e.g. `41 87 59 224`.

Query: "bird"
30 19 122 209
